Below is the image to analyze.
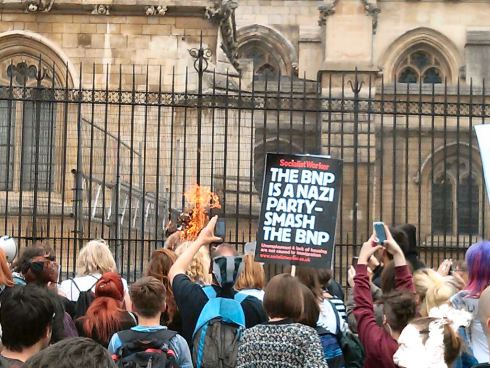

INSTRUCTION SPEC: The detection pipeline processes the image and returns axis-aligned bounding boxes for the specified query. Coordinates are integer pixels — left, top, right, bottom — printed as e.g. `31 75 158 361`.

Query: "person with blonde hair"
413 268 459 317
0 249 13 291
234 254 265 301
174 241 212 285
0 248 14 312
59 239 129 304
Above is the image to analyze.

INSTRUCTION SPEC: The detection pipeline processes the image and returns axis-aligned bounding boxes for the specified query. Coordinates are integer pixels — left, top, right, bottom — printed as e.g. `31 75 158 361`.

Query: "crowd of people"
0 217 488 368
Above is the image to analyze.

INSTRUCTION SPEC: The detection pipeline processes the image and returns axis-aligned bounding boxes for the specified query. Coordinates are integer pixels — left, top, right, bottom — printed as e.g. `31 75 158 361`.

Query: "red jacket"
353 264 414 368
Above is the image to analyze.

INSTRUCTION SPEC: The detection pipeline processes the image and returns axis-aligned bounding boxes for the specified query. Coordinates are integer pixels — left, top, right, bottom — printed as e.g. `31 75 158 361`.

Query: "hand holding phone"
210 219 226 247
196 216 223 246
214 219 226 239
375 224 406 266
373 222 387 246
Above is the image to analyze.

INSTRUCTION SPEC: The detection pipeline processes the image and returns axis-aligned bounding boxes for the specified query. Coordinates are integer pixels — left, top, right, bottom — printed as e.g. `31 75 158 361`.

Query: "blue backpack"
191 286 248 368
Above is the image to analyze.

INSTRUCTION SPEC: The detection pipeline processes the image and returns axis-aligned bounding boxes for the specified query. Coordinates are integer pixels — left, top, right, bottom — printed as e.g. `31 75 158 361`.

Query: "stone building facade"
231 0 490 252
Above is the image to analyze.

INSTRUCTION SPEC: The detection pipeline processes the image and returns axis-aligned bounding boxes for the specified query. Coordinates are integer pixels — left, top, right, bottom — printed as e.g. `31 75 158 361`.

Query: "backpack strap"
326 298 341 336
88 277 99 291
203 285 248 303
128 312 138 325
69 278 81 293
202 285 217 300
233 292 248 304
117 329 178 358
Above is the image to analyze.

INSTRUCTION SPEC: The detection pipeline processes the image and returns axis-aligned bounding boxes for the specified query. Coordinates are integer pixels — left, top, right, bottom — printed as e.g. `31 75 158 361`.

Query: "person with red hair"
76 272 136 347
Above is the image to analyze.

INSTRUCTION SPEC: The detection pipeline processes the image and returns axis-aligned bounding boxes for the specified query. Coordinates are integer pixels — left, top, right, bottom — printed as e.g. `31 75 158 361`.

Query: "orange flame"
181 184 221 241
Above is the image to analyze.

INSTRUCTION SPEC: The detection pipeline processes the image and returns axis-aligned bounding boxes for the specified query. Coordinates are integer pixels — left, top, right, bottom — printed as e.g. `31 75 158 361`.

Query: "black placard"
255 153 343 269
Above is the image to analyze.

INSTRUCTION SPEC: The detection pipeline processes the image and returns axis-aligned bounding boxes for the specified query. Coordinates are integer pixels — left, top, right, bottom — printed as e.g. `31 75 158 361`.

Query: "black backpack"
113 329 179 368
69 277 98 319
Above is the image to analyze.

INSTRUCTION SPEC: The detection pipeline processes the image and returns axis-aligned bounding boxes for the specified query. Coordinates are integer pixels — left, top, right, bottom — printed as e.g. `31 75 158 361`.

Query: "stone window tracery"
238 43 280 79
396 49 445 84
0 54 65 192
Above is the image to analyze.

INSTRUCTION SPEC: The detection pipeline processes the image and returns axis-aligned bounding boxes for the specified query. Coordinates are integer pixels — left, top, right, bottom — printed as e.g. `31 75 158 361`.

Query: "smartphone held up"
373 221 387 246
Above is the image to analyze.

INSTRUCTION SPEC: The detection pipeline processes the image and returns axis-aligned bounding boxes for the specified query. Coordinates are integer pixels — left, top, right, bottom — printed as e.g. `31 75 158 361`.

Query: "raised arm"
382 226 415 293
168 216 222 285
353 235 385 355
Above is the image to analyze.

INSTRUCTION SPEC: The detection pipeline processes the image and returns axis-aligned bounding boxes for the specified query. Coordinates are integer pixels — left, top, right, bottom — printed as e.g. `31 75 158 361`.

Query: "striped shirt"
330 296 347 321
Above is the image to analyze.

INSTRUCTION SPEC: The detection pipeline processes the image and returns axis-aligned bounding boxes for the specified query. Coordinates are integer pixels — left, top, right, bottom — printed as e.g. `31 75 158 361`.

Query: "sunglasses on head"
30 261 46 273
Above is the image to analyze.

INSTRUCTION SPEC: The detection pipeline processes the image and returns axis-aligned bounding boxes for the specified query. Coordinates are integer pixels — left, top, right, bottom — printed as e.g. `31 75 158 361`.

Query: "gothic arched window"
431 156 480 235
238 43 281 79
0 59 59 192
431 175 453 234
457 176 479 234
396 49 445 84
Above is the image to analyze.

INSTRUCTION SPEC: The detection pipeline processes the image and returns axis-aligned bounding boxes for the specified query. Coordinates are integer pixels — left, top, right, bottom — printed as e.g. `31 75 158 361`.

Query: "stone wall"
0 3 219 90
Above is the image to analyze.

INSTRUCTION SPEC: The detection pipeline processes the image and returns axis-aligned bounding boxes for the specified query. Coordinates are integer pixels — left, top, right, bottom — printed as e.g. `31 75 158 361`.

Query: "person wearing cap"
168 216 267 347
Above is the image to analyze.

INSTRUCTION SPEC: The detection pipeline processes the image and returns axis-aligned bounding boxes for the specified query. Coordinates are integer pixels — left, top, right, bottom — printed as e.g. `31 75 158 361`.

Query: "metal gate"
0 47 488 282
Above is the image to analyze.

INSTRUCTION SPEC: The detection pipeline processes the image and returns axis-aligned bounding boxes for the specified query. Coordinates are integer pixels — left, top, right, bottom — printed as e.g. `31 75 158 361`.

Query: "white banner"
475 124 490 204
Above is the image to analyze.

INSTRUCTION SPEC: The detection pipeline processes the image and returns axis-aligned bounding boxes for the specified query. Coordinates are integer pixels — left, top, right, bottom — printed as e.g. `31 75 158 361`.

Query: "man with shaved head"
476 286 490 367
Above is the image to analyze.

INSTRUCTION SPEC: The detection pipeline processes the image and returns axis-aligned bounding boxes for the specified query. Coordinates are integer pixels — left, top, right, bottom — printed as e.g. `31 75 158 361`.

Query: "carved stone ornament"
145 5 167 16
6 61 52 86
205 0 240 70
361 0 381 34
318 0 338 26
205 0 238 23
292 62 299 76
91 4 110 15
24 0 54 12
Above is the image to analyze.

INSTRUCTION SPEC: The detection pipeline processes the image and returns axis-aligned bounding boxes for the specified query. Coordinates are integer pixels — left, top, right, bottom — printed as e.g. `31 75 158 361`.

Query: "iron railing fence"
0 55 488 283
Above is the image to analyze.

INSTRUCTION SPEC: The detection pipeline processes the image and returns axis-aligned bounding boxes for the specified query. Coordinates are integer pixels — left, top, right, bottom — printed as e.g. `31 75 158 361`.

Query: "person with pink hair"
451 240 490 364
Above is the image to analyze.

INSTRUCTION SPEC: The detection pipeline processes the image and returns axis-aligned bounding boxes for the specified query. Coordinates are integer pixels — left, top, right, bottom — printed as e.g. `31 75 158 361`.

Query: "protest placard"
475 124 490 204
255 153 343 269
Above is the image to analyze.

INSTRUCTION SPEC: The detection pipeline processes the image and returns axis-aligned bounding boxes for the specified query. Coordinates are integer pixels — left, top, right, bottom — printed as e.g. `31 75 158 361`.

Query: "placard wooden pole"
291 265 296 277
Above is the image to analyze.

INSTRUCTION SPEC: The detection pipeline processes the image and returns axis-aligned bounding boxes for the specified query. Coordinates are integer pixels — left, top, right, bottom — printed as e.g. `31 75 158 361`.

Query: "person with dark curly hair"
23 338 115 368
353 226 417 368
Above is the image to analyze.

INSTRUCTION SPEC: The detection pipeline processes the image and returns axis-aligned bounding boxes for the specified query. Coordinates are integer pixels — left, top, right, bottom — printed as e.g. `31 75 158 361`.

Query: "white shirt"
238 288 265 302
318 298 347 334
59 273 129 302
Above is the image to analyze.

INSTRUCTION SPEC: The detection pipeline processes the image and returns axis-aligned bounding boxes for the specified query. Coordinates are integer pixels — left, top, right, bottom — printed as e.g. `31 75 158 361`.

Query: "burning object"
180 184 221 241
